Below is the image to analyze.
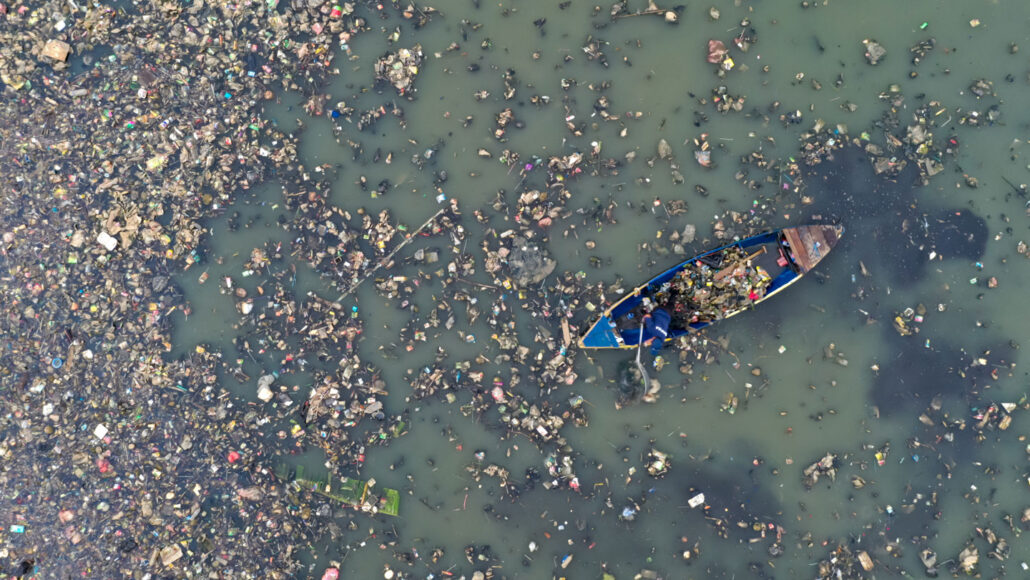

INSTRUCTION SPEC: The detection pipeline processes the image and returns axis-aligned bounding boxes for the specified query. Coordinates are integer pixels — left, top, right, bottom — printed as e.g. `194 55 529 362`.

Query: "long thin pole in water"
336 207 447 302
635 323 651 392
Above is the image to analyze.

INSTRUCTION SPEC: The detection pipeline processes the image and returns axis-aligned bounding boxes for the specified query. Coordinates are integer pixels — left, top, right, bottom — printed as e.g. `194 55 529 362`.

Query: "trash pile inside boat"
651 245 773 326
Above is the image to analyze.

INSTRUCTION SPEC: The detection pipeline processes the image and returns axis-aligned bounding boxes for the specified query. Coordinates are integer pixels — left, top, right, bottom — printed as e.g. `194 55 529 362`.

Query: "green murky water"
173 0 1030 577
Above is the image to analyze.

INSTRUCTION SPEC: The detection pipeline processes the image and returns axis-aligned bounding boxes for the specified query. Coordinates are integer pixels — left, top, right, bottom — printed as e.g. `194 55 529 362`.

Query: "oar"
713 246 767 282
635 323 652 393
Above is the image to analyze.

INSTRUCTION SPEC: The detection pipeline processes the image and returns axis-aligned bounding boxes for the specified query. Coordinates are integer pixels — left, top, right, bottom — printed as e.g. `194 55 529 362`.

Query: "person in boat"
778 233 799 270
641 306 672 356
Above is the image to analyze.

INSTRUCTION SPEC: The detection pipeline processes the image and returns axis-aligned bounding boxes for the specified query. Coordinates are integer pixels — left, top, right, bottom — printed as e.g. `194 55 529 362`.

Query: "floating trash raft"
285 466 400 517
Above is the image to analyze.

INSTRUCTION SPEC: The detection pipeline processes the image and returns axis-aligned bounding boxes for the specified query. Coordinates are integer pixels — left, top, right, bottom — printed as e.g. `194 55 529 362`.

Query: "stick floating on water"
336 207 447 302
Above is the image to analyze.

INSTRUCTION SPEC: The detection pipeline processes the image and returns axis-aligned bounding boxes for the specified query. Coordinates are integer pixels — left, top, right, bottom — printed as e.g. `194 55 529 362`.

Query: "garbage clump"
707 39 729 64
645 444 671 477
375 45 424 98
862 39 887 64
657 138 673 160
957 543 979 575
815 544 868 579
0 0 381 573
802 453 839 488
257 373 277 402
693 133 714 168
504 236 557 288
920 548 939 577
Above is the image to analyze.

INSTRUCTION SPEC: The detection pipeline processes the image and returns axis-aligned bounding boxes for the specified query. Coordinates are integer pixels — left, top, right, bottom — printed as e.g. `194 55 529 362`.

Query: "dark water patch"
873 206 987 286
872 329 1017 419
690 558 738 579
805 146 921 222
800 146 987 288
855 205 984 288
672 457 785 525
803 146 933 286
870 480 943 542
938 342 1020 462
745 298 793 344
873 224 930 287
926 208 988 262
66 45 116 76
614 360 647 402
870 334 970 417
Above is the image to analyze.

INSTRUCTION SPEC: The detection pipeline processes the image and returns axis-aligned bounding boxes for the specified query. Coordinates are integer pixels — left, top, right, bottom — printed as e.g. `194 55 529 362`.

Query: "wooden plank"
785 226 834 273
798 226 830 270
797 228 814 269
713 247 767 282
782 228 813 272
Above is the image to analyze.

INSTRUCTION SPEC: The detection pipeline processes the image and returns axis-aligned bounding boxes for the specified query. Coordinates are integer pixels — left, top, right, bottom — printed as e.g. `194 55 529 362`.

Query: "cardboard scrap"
159 544 183 566
42 39 71 62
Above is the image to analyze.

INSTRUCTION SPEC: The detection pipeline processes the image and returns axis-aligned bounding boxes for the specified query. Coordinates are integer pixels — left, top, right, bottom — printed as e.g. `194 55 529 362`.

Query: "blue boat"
578 225 843 349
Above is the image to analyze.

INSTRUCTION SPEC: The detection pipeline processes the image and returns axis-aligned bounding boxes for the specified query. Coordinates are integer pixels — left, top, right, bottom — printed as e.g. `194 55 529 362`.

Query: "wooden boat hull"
578 225 843 349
